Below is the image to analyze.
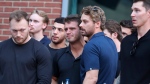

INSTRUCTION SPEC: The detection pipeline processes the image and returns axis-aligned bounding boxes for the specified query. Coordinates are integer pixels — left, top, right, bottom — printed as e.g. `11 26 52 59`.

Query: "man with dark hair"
29 10 51 46
80 6 118 84
120 0 150 83
47 17 67 58
52 14 86 84
120 20 136 38
0 10 52 84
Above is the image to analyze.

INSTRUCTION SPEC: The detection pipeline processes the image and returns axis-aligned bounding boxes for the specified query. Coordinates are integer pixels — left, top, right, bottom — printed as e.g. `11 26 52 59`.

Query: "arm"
83 70 98 84
36 46 53 84
51 76 58 84
51 50 62 84
81 43 100 84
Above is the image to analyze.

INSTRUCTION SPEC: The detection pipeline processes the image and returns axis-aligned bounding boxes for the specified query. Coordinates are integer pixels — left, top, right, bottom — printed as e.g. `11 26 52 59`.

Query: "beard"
12 35 29 45
52 38 65 45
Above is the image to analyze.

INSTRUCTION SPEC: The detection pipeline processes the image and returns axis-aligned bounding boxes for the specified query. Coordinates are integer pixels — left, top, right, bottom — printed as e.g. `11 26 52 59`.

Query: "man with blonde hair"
29 10 51 46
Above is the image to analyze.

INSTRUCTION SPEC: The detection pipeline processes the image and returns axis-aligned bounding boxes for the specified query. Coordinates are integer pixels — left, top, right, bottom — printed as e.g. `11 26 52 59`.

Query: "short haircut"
81 6 106 30
64 14 81 26
31 10 49 25
105 19 123 42
54 17 65 24
120 20 136 33
133 0 150 11
9 10 28 22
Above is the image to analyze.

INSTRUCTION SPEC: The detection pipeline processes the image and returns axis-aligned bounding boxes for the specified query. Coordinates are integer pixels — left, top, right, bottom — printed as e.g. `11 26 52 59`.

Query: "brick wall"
0 0 62 41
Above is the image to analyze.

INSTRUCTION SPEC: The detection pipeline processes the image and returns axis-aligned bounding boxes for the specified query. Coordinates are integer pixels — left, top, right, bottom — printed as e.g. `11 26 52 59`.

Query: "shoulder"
53 47 68 60
56 47 68 53
31 38 45 47
30 38 49 53
0 38 12 47
122 34 135 44
86 35 113 48
40 35 51 46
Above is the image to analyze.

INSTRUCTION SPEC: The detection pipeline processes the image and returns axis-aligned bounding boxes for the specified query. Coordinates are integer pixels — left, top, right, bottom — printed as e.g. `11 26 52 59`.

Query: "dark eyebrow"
53 26 63 29
57 27 63 29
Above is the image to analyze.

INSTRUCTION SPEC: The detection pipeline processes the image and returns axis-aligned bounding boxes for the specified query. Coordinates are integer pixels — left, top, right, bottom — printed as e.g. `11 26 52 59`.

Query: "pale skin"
10 19 31 44
80 13 102 84
29 13 47 41
103 29 121 52
131 1 150 39
121 26 132 38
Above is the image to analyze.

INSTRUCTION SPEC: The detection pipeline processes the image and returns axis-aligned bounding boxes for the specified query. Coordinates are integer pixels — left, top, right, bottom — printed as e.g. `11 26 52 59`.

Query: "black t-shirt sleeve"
53 50 60 78
52 48 67 78
36 46 52 84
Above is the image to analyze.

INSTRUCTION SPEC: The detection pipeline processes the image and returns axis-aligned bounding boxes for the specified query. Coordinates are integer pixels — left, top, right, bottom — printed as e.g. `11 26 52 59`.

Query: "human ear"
147 9 150 17
112 32 118 39
95 21 101 29
42 23 47 29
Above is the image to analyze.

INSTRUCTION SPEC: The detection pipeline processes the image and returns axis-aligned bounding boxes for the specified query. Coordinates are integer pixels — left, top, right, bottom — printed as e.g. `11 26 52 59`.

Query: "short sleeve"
52 51 60 78
82 43 100 72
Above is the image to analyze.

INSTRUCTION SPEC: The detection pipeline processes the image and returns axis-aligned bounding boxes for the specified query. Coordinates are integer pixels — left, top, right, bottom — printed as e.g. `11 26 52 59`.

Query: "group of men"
0 0 150 84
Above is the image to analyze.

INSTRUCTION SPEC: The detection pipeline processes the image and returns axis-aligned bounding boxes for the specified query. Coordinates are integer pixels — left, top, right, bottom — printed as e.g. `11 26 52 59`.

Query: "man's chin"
81 33 87 36
14 40 24 44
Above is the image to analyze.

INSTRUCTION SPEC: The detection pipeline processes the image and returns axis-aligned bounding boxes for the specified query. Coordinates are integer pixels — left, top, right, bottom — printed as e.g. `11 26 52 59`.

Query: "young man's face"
10 19 30 44
80 13 95 38
131 1 150 27
121 26 132 38
51 22 66 44
29 13 46 34
64 21 81 43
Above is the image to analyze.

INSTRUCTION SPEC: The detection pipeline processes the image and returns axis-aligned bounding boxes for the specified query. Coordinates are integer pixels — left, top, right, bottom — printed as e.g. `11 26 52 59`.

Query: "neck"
113 39 121 52
70 37 86 58
49 40 66 49
137 20 150 39
31 31 44 41
89 28 102 40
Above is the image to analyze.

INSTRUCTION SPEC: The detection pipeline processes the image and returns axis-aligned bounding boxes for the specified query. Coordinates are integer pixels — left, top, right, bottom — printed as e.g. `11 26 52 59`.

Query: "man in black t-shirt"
0 10 52 84
47 17 67 59
120 0 150 84
52 15 86 84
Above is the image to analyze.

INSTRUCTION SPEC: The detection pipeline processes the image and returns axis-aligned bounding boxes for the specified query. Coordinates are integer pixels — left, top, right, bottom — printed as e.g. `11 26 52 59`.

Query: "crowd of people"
0 0 150 84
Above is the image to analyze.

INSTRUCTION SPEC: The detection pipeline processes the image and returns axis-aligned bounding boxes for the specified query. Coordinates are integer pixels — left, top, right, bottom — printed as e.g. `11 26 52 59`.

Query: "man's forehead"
30 13 43 20
131 1 144 9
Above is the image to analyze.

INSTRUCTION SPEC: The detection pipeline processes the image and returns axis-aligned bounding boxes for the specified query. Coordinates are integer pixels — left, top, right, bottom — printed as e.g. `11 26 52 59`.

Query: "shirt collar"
90 32 104 40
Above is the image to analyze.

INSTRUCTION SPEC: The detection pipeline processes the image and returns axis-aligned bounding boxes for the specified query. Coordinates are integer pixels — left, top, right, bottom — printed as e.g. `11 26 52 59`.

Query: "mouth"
66 35 71 39
132 20 136 23
15 38 22 42
30 28 34 30
52 36 58 40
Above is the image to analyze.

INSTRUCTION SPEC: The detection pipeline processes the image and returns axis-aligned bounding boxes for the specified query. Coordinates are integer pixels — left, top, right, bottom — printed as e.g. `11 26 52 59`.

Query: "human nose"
131 11 135 17
66 29 71 34
53 29 58 34
29 20 33 26
79 22 83 28
16 31 21 37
